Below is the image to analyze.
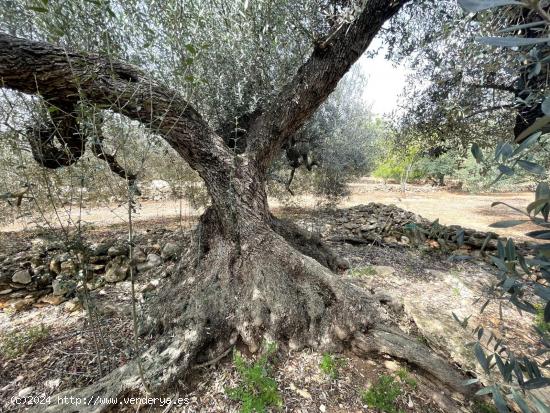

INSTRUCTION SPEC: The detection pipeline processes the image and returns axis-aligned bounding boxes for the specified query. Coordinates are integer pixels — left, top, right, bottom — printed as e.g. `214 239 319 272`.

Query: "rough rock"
39 294 67 306
49 258 61 275
134 249 147 263
107 244 128 257
147 253 162 266
89 241 113 256
12 269 31 285
161 242 180 260
64 298 82 313
52 278 73 296
8 297 35 312
60 260 77 275
136 253 162 273
104 256 130 283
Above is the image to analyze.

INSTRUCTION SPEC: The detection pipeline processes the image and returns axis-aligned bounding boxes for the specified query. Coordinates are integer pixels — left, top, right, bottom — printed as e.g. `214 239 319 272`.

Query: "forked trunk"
0 5 479 409
33 157 475 413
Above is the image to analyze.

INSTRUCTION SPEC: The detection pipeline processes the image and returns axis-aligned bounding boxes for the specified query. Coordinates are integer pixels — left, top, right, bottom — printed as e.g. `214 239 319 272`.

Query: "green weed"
319 353 346 379
226 343 282 413
361 375 403 413
395 367 417 389
0 324 50 359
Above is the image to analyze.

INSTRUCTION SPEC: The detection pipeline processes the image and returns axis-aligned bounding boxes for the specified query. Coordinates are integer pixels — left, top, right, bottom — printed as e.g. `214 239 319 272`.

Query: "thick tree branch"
247 0 410 171
468 82 517 93
0 33 233 188
26 108 85 169
462 104 516 120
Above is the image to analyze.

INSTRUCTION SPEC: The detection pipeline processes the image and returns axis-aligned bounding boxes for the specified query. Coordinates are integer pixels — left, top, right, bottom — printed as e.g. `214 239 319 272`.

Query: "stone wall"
297 203 519 253
0 229 187 312
0 202 525 313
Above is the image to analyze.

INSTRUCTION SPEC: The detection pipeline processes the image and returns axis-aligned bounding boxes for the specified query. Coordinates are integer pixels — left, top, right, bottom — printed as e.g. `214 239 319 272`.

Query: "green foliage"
319 353 346 379
371 140 450 184
361 375 404 413
0 325 50 359
372 149 421 182
226 344 282 413
348 265 377 278
414 150 462 185
372 160 407 182
453 153 532 193
534 304 550 334
454 223 550 411
473 400 498 413
395 368 418 389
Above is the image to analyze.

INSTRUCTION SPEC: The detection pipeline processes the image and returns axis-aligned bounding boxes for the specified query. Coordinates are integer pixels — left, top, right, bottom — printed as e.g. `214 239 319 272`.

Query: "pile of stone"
0 229 186 313
0 202 525 314
303 203 507 252
357 183 441 193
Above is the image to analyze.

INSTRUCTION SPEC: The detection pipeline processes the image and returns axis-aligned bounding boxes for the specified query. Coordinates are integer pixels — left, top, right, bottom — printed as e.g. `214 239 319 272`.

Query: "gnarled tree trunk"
0 1 476 411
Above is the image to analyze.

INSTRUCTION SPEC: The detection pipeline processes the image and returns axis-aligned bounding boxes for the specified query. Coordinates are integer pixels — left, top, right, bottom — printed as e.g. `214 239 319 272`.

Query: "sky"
358 40 411 116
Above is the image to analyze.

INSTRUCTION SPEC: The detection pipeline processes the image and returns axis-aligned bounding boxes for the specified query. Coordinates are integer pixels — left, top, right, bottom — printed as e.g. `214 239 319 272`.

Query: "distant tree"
387 0 549 158
274 63 384 198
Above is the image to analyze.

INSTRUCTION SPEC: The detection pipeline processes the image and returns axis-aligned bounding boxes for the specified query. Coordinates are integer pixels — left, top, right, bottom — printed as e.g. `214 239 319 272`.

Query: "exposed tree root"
352 327 475 396
36 220 474 412
270 214 349 271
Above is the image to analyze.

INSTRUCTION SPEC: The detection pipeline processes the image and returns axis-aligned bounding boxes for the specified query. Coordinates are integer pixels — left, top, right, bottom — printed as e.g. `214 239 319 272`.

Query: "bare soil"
1 178 538 241
0 223 479 413
0 179 546 412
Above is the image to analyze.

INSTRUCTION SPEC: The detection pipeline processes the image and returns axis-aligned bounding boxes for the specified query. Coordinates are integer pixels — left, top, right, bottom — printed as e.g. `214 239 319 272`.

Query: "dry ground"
0 178 539 241
1 223 493 413
1 178 547 412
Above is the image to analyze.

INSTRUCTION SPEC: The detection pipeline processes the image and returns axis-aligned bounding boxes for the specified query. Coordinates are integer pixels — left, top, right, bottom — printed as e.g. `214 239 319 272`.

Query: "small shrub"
319 353 346 379
349 265 377 278
226 343 282 413
0 324 50 359
395 368 417 389
534 304 550 333
361 375 403 413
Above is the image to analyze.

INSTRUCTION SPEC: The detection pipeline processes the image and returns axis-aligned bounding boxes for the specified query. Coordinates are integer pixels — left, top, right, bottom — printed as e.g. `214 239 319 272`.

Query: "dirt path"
0 178 538 241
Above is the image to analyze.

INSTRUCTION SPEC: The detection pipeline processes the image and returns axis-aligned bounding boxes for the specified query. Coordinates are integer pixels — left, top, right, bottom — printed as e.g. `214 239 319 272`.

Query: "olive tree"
0 0 474 411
